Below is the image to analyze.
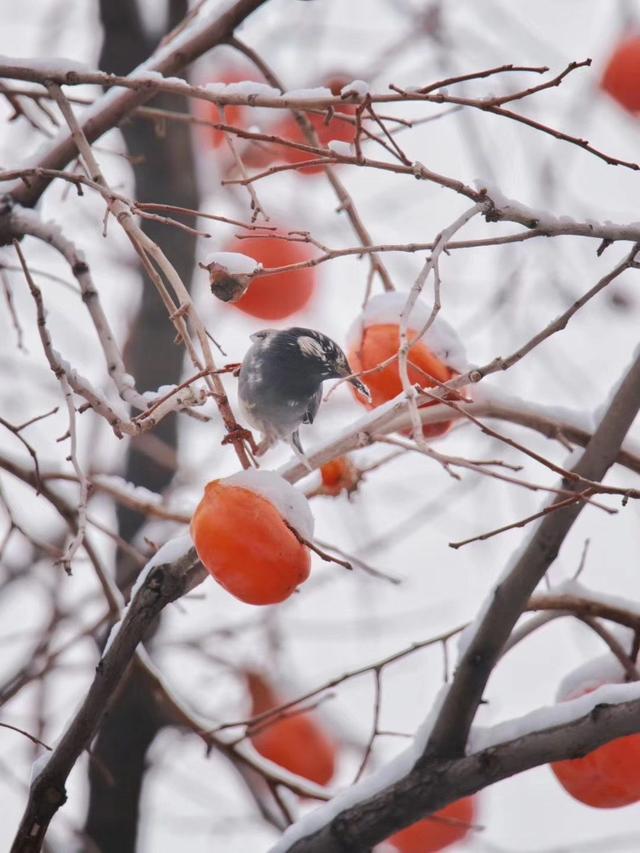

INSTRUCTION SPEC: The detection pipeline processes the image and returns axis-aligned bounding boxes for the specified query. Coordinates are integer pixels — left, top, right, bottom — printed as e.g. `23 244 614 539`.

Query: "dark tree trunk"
84 1 199 850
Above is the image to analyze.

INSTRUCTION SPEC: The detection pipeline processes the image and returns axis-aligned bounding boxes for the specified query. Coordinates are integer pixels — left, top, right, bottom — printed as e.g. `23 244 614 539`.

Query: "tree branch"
278 690 640 852
7 0 269 208
425 345 640 756
10 544 204 853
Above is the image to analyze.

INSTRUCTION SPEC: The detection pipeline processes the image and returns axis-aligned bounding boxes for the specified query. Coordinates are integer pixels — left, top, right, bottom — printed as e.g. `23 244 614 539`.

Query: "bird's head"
283 328 371 400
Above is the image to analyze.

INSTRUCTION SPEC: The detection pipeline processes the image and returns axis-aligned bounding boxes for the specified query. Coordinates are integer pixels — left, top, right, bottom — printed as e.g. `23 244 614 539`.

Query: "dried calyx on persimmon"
217 233 316 320
346 292 468 439
201 251 260 304
191 469 314 605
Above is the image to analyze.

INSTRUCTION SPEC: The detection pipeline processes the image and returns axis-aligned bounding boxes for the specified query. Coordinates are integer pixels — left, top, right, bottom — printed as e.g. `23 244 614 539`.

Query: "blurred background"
2 0 640 850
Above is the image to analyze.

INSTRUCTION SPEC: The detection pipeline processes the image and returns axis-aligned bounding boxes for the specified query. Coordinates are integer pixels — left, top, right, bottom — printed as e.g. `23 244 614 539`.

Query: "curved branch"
425 346 640 757
10 544 204 853
278 691 640 852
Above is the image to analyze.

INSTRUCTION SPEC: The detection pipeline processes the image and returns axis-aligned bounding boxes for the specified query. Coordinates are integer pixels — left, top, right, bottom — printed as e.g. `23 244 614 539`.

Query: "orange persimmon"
199 67 262 148
348 323 460 439
191 477 311 605
551 683 640 808
601 36 640 113
272 76 358 174
387 797 476 853
246 671 336 785
222 233 316 319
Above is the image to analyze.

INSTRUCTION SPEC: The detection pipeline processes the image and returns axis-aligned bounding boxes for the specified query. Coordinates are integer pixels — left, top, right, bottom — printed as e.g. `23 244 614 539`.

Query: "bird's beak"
348 375 371 402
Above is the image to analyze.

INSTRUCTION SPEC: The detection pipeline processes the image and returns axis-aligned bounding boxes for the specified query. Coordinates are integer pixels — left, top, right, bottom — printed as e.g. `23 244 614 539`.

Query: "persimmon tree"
2 2 640 852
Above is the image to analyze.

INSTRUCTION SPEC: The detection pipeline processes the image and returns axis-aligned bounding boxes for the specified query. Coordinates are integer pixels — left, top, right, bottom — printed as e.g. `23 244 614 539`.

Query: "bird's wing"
302 388 323 424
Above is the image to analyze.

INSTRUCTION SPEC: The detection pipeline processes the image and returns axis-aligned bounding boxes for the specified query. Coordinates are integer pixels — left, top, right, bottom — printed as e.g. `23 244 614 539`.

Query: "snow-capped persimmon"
246 671 336 785
190 471 314 605
347 293 467 439
387 797 477 853
601 36 640 113
320 456 359 496
222 233 316 320
550 681 640 808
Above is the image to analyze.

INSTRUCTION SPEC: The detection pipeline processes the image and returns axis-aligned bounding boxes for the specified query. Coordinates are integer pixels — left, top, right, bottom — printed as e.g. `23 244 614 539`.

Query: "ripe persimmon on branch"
3 2 640 852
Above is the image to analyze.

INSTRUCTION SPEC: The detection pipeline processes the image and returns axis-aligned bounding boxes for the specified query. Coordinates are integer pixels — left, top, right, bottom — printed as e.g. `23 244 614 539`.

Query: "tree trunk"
84 2 198 850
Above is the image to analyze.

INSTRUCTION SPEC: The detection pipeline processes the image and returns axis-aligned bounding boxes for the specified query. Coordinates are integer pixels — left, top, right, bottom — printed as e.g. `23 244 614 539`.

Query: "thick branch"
272 350 640 852
10 545 204 853
425 346 640 756
279 693 640 852
8 0 268 207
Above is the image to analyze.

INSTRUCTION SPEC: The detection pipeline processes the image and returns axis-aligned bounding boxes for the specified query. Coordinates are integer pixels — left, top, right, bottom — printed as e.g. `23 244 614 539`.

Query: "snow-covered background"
2 0 640 850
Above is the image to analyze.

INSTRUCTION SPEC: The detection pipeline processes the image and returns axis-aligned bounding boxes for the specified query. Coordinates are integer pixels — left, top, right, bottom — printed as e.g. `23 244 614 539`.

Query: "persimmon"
347 293 467 439
550 681 640 808
387 797 476 853
199 67 261 148
222 233 316 319
601 36 640 113
190 470 313 605
271 76 358 175
320 456 359 496
246 671 336 785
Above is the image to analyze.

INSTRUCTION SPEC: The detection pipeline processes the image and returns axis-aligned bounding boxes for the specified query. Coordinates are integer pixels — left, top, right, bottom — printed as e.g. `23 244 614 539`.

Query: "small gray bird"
238 327 370 466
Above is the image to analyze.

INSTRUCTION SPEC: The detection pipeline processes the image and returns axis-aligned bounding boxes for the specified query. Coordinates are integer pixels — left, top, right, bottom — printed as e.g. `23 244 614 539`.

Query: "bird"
238 327 370 467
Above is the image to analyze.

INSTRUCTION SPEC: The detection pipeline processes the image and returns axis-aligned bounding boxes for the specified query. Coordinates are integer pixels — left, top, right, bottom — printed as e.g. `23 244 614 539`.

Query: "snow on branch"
268 335 640 852
11 535 204 851
0 0 270 208
273 687 640 852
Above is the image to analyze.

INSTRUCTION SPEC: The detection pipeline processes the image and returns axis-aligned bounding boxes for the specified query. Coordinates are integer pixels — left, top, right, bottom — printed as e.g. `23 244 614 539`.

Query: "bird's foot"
287 434 313 472
222 426 260 455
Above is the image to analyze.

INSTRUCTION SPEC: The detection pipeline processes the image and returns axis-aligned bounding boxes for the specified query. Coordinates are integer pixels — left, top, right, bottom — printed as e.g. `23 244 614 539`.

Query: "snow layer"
0 55 89 74
269 687 447 852
341 79 370 98
102 532 193 658
553 578 640 620
271 653 640 844
269 743 415 852
283 86 333 101
29 749 51 784
204 80 281 98
556 652 628 701
141 384 178 403
224 469 314 539
345 291 468 371
93 474 162 505
204 251 260 274
140 530 194 577
471 677 640 752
